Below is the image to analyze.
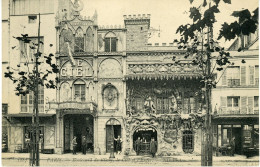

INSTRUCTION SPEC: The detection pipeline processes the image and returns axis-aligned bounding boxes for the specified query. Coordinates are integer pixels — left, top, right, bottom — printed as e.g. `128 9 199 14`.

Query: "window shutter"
220 96 227 114
249 66 254 85
222 70 227 86
248 97 254 114
241 96 247 114
241 66 246 85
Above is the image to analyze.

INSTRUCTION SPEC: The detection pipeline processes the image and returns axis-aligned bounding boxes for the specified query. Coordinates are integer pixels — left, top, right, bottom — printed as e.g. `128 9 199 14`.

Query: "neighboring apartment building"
212 30 259 156
5 0 58 152
2 0 10 152
3 0 258 157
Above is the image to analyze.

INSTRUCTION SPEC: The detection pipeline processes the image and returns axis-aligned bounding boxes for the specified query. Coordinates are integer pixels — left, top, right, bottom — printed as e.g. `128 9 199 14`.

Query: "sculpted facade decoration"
102 83 118 110
127 63 201 75
98 58 122 78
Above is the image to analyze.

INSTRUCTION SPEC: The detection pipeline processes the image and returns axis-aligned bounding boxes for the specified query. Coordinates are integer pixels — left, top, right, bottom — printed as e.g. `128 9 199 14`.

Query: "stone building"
3 0 258 157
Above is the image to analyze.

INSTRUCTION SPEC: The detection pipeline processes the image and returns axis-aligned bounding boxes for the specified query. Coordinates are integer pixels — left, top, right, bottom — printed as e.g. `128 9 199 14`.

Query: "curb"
2 157 259 163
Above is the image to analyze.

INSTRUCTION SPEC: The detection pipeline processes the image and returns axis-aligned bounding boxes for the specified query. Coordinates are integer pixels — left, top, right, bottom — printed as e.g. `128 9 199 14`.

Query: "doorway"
133 127 157 154
106 118 121 153
232 127 242 154
64 114 94 153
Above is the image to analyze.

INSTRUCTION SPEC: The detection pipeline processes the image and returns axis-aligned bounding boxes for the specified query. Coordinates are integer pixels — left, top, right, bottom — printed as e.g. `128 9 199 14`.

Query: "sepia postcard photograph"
1 0 259 166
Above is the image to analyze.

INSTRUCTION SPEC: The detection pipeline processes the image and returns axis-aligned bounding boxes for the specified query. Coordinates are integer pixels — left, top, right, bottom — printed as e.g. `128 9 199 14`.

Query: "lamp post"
109 118 115 158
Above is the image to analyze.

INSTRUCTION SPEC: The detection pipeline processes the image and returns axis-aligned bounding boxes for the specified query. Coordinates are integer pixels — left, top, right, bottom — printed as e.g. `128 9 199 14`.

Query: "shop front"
48 101 97 154
213 116 259 157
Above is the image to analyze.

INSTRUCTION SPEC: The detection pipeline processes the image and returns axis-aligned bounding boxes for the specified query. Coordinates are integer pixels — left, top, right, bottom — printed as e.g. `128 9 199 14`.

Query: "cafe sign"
61 59 93 78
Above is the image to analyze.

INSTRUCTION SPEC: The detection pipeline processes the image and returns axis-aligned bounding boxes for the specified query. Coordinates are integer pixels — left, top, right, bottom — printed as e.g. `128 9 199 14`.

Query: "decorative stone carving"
128 63 201 75
103 84 118 109
99 59 122 78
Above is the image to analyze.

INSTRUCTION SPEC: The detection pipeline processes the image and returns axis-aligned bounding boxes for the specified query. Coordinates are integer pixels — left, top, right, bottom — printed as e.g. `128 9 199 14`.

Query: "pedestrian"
82 136 87 155
25 133 30 153
230 137 235 156
135 137 141 155
150 137 157 158
72 136 77 155
114 135 122 154
39 134 44 153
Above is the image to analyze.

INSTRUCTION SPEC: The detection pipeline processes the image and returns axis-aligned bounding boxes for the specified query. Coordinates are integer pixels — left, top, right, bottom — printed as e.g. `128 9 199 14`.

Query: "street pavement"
1 152 259 166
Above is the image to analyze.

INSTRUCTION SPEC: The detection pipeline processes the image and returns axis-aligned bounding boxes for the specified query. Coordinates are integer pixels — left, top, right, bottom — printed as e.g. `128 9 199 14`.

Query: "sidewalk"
1 153 259 162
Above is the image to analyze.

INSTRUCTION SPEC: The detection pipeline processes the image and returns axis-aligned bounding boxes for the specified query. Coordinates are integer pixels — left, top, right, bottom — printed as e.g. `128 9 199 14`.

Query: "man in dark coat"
82 136 87 155
72 136 77 155
230 137 235 156
150 138 157 157
135 137 141 155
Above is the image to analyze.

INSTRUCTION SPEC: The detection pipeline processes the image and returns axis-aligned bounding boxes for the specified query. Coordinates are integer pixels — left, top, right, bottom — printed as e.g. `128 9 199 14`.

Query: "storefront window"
182 130 194 153
243 125 253 148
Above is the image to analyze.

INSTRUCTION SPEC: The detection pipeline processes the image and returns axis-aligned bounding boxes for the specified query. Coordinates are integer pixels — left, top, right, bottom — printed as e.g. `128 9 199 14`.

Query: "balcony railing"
218 107 259 115
227 79 240 87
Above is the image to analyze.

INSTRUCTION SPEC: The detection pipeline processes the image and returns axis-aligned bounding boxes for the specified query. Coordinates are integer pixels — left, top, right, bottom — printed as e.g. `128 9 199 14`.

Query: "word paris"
61 59 93 77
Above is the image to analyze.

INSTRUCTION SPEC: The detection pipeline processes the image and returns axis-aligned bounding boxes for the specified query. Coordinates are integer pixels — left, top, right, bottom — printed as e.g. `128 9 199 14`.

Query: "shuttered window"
222 70 227 86
20 37 44 63
227 66 240 86
240 66 246 86
241 96 247 114
249 66 255 85
220 96 227 114
254 96 259 114
20 85 44 113
255 66 259 86
248 97 254 114
11 0 54 15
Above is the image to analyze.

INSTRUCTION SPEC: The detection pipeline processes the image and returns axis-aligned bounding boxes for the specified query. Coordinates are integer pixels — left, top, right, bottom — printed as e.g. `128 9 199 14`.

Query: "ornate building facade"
4 0 258 157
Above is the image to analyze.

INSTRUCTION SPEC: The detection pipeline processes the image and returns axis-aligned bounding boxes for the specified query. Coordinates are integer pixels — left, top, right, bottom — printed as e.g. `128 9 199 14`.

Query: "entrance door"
133 128 157 155
106 125 121 152
232 127 242 154
64 114 94 153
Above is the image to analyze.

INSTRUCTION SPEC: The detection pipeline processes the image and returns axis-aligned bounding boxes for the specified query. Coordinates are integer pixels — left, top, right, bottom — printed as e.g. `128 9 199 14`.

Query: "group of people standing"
135 137 157 157
71 136 88 155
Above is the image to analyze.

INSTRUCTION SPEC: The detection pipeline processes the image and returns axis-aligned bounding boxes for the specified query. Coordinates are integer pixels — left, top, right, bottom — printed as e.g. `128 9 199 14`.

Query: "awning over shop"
212 114 259 124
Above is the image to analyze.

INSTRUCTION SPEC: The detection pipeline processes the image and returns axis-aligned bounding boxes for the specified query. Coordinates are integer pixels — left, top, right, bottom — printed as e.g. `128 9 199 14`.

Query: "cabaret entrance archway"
133 127 157 154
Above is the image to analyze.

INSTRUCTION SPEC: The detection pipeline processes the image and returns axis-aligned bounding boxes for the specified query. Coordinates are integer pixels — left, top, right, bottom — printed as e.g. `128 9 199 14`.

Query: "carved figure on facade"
144 96 156 114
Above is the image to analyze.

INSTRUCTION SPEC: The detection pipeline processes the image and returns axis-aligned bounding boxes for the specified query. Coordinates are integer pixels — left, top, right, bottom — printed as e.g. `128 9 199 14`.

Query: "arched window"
73 80 85 102
182 130 194 153
104 32 117 52
86 27 94 52
75 28 84 52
